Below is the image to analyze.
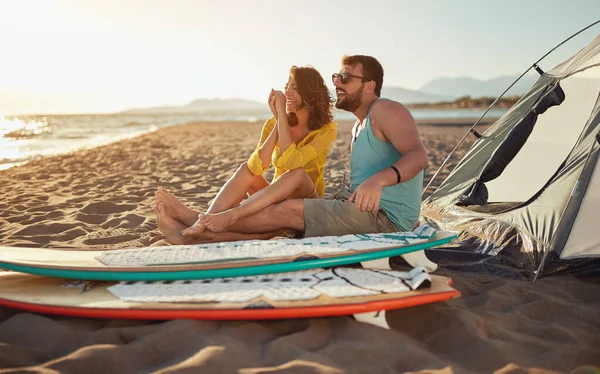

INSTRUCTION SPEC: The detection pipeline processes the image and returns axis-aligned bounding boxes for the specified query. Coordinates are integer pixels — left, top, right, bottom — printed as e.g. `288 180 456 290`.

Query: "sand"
0 120 599 373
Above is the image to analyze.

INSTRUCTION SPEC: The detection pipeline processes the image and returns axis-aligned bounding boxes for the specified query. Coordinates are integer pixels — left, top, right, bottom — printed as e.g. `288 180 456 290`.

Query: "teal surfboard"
0 226 456 281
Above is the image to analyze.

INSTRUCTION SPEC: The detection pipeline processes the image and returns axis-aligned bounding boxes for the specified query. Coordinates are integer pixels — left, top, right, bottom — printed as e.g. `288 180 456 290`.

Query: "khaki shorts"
303 187 399 237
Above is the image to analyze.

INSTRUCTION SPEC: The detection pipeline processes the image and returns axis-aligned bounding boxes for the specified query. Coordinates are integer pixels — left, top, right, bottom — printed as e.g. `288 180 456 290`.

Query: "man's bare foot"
199 210 239 233
154 187 199 225
154 201 192 245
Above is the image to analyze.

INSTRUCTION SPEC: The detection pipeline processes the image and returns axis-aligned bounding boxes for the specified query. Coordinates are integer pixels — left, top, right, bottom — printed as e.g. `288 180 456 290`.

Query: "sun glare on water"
0 115 51 162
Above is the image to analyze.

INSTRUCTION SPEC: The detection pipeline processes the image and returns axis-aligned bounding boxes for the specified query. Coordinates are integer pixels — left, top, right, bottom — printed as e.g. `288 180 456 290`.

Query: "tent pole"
422 19 600 198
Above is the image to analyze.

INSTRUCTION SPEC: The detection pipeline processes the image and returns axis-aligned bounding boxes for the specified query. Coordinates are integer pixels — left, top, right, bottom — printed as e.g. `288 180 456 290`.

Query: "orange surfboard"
0 267 460 324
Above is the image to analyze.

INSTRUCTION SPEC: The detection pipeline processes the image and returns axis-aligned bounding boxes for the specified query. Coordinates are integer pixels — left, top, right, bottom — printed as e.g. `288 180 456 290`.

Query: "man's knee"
266 198 301 214
267 198 305 228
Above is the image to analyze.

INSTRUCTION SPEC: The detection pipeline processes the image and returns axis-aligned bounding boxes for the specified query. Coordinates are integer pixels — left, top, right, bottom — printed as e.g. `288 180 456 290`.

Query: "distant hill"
121 98 265 114
419 75 540 99
420 75 600 101
122 87 454 115
328 86 452 104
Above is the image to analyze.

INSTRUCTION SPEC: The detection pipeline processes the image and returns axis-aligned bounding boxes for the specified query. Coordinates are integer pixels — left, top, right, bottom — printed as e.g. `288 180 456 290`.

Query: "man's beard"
335 84 364 112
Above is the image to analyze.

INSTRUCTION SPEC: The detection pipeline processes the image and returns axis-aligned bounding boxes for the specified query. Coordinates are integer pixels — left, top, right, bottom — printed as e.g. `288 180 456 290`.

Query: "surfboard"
0 266 460 327
0 225 455 281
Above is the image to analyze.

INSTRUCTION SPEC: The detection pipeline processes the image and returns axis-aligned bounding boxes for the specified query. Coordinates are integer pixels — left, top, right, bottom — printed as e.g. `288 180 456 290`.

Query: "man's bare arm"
369 100 429 186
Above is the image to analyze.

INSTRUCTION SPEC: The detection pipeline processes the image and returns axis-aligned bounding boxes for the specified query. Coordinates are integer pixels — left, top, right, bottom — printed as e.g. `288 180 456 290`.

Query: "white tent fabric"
421 35 600 278
547 35 600 78
562 158 600 259
485 78 600 202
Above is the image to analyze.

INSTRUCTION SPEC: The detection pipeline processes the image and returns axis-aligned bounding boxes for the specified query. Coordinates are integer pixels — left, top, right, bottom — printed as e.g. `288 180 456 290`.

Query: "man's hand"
348 177 383 212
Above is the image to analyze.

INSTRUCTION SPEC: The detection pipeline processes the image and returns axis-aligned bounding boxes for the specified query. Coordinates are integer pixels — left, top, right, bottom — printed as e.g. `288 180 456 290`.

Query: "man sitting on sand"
154 55 428 243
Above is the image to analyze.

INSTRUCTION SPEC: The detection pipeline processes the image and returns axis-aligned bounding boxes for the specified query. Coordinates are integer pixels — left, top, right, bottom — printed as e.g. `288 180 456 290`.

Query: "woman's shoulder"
305 121 337 142
319 121 338 131
307 121 337 137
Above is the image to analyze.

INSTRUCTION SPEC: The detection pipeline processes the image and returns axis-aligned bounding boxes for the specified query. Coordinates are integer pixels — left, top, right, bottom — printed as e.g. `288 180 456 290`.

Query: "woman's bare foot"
154 187 198 225
181 215 209 236
199 210 240 233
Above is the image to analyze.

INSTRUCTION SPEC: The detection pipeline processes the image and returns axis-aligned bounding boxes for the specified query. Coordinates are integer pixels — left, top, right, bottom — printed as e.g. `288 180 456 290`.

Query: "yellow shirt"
247 117 337 197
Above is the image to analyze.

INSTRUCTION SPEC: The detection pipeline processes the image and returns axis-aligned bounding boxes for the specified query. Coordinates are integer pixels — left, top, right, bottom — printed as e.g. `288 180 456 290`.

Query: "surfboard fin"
353 310 389 329
360 258 391 270
401 251 438 272
360 251 438 272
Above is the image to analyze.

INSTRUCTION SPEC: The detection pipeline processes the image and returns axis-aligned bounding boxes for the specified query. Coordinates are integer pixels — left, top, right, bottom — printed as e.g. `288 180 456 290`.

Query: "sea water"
0 108 506 171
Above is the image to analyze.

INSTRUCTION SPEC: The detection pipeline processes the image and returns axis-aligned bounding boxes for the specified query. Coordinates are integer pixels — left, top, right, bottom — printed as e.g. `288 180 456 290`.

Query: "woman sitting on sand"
155 65 337 236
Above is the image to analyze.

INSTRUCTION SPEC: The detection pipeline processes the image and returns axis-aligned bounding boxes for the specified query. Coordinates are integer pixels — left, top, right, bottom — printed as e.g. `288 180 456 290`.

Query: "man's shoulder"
371 98 411 114
370 99 415 125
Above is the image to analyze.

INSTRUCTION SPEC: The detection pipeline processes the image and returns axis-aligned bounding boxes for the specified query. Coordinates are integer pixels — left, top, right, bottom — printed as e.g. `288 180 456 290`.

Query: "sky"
0 0 599 115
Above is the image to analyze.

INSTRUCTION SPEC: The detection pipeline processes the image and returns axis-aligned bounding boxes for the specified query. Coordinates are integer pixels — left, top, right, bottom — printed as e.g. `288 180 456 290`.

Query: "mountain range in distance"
120 74 596 114
120 88 453 114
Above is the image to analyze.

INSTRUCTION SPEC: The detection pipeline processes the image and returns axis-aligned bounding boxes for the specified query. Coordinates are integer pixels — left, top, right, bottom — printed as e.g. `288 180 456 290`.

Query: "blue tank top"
349 98 423 231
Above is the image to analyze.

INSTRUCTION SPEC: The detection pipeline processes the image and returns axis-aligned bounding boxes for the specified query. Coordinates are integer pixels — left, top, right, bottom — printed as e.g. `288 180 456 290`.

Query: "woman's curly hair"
289 66 334 130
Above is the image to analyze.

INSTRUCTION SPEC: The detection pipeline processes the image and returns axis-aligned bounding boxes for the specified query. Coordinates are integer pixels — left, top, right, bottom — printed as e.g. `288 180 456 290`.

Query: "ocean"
0 108 506 171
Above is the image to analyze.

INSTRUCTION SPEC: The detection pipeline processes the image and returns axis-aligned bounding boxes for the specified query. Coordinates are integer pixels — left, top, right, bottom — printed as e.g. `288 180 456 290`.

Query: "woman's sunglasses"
332 72 368 84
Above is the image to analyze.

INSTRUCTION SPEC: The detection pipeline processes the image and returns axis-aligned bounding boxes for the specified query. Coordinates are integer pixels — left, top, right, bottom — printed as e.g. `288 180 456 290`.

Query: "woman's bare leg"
155 162 269 227
200 168 317 232
206 162 269 214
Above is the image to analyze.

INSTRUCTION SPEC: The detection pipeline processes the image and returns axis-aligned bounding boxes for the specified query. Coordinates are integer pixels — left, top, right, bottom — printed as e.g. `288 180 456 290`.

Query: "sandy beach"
0 120 599 373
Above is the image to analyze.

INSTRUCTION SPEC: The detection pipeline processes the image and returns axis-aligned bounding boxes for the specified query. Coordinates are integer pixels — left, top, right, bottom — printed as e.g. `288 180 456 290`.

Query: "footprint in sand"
13 172 31 180
83 229 139 246
66 197 93 204
107 196 147 204
6 214 30 223
21 211 64 226
26 205 59 213
100 213 146 229
76 213 108 225
56 227 89 242
13 222 83 236
35 173 51 180
81 202 137 215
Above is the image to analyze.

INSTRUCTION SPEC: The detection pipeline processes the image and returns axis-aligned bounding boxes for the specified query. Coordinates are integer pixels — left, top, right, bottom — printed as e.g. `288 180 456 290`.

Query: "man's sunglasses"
332 72 368 84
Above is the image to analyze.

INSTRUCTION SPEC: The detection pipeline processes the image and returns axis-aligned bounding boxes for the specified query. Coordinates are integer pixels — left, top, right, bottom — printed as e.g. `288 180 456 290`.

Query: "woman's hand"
273 90 287 117
268 89 277 118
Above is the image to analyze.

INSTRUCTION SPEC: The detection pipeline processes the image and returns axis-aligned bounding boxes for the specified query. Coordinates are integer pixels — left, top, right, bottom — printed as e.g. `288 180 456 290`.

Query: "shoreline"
0 117 498 173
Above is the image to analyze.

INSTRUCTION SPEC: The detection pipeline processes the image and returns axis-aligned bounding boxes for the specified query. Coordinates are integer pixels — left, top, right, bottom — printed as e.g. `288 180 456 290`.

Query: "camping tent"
421 35 600 280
